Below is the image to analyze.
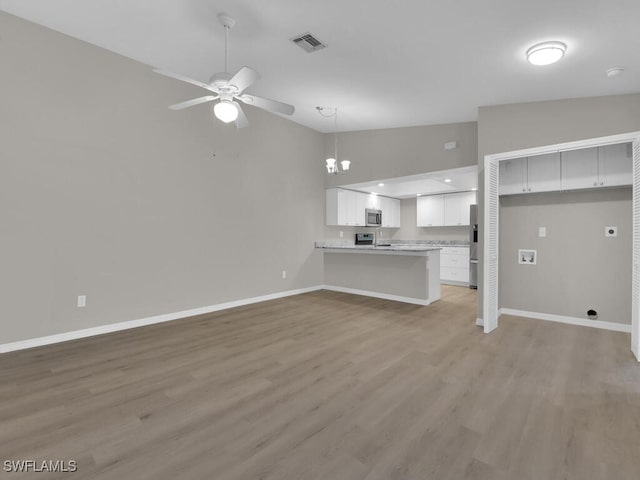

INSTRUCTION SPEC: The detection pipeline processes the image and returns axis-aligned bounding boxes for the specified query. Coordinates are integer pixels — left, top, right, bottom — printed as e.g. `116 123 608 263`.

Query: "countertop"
315 241 442 256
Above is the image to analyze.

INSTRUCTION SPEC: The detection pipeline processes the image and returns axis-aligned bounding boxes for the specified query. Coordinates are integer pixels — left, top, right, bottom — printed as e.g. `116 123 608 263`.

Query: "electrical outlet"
605 226 617 237
538 226 546 237
77 295 87 308
339 231 344 238
282 270 287 279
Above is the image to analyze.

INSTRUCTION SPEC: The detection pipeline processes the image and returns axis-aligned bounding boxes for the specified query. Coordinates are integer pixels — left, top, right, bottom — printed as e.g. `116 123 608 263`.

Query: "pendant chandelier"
317 107 350 175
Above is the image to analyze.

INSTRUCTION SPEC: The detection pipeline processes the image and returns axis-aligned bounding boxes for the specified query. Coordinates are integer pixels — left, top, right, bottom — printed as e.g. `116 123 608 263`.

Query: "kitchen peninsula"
315 242 441 305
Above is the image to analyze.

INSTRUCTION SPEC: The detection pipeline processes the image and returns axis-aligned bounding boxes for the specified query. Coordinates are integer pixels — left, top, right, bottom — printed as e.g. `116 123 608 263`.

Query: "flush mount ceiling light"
606 67 625 77
526 41 567 66
317 107 351 175
378 183 385 187
444 178 452 183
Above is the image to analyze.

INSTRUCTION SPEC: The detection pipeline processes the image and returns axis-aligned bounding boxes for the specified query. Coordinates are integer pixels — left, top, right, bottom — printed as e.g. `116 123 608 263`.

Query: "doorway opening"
481 131 640 361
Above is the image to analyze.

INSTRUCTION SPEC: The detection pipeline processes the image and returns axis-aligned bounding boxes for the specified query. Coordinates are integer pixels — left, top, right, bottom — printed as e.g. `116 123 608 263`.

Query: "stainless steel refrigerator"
469 204 478 289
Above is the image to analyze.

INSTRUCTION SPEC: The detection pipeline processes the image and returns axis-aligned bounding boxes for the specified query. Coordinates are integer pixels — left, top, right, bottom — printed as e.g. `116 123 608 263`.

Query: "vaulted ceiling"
1 0 638 132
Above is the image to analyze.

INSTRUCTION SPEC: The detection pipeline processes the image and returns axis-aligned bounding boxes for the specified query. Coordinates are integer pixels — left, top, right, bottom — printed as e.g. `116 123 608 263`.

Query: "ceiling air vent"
290 32 326 53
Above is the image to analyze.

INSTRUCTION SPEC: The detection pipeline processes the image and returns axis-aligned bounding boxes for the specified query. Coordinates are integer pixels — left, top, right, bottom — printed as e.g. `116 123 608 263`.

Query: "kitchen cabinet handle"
600 181 604 186
522 188 526 192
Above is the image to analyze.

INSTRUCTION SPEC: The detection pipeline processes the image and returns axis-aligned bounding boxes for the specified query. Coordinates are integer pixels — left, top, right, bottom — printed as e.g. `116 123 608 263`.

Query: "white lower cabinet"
440 246 469 285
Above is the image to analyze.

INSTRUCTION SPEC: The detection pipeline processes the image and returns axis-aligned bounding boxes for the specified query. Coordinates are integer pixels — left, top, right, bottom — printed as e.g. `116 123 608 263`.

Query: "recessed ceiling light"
444 178 452 183
471 187 478 191
416 193 422 197
526 41 567 66
378 183 385 187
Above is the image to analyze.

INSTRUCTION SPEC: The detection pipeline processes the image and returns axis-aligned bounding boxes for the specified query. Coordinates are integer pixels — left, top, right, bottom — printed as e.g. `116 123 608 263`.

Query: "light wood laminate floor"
1 286 639 479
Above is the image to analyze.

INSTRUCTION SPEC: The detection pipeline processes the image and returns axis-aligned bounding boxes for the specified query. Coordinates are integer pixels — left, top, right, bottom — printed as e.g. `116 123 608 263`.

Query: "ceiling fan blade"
238 94 295 116
168 95 218 110
153 68 218 93
234 102 250 128
228 66 260 94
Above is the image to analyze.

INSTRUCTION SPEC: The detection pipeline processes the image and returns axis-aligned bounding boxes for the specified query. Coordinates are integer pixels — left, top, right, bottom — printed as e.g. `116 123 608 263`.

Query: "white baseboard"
500 308 632 333
441 280 469 287
322 285 430 306
0 286 324 354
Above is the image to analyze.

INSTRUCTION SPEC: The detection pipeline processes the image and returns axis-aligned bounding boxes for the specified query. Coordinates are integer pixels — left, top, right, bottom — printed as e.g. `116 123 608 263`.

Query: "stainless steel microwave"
365 208 382 227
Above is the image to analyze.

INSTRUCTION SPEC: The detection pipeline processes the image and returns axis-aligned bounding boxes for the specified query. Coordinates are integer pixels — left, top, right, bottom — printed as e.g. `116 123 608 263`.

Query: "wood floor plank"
1 286 639 479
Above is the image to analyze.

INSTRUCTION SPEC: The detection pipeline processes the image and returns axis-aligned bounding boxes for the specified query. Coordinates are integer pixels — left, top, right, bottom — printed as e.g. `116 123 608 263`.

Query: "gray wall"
325 122 478 187
0 12 325 344
499 189 631 325
477 93 640 320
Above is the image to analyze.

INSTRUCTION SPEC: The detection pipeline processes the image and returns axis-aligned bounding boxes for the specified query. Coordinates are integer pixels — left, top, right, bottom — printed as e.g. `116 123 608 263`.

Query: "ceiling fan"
154 13 295 128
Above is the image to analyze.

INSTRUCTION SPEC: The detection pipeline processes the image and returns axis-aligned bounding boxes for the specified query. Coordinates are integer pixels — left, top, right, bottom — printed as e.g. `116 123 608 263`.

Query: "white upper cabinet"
326 188 345 225
598 143 632 188
417 191 476 227
444 191 476 226
379 196 401 228
326 188 400 227
527 152 561 193
560 147 599 190
560 143 632 191
366 193 381 210
499 153 560 195
417 195 444 227
500 144 631 195
327 188 363 226
499 158 527 195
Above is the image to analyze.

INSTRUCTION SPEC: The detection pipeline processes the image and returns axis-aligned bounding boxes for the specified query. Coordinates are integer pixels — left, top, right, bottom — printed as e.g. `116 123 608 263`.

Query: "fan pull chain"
224 24 229 73
334 108 339 159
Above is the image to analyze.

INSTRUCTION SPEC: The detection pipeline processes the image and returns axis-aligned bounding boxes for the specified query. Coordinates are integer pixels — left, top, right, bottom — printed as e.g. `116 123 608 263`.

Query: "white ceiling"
342 166 478 199
1 0 639 132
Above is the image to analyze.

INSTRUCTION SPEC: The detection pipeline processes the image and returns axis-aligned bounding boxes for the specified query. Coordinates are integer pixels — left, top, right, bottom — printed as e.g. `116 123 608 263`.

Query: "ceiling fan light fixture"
214 100 239 123
526 41 567 66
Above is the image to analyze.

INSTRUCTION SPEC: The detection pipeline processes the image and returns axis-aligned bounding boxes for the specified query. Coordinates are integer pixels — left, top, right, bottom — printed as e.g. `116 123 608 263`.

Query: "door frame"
482 131 640 361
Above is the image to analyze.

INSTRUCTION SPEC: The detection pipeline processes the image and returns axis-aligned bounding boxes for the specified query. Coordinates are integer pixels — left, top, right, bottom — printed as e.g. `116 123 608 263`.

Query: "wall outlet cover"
538 227 546 237
605 226 618 237
77 295 87 308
